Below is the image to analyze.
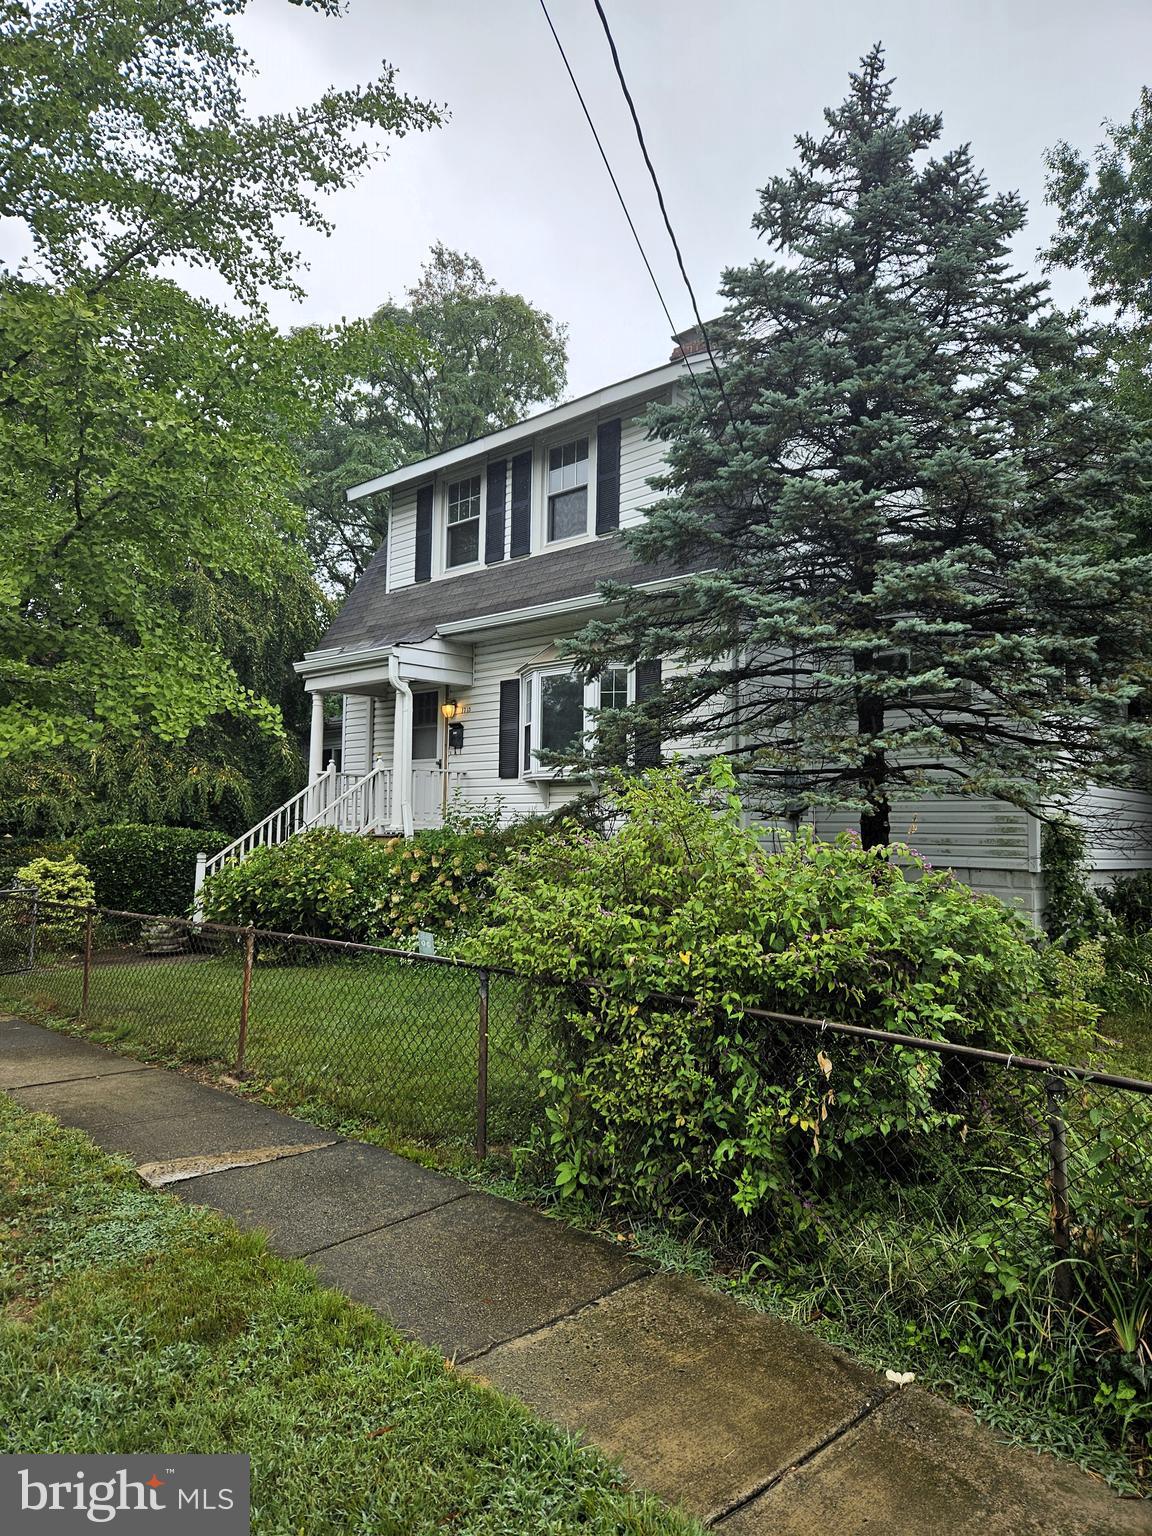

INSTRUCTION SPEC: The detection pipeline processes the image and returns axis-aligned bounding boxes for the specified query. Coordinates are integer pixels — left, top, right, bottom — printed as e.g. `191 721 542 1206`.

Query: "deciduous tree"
0 0 440 760
302 244 568 594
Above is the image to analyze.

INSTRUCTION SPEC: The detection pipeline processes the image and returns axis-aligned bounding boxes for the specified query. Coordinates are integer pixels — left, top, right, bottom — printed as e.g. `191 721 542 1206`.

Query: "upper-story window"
547 437 589 542
446 474 482 567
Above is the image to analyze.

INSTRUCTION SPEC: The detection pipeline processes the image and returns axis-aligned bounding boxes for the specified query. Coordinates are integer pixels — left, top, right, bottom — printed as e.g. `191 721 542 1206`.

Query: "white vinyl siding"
387 488 419 590
379 399 669 593
619 405 669 529
1071 785 1152 876
340 695 373 776
441 632 585 820
812 798 1034 871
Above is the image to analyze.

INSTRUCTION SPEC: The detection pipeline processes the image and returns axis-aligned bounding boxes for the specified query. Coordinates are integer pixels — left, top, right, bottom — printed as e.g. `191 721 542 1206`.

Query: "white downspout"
387 654 415 838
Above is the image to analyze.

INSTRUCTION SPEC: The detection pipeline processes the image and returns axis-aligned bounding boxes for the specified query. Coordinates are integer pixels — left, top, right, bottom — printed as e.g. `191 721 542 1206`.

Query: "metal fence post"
80 907 94 1019
236 924 255 1075
1045 1074 1073 1303
476 969 490 1160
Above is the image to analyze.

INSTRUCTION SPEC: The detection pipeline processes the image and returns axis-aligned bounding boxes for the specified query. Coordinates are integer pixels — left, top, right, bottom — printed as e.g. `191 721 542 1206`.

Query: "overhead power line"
535 0 680 346
589 0 743 442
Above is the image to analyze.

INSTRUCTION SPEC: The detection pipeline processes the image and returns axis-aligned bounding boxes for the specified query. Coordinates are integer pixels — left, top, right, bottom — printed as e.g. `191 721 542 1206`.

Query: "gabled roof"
345 359 685 503
315 535 687 653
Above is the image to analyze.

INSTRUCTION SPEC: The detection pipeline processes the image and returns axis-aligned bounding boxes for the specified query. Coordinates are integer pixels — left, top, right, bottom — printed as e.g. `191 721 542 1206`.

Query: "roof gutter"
435 572 706 637
346 360 686 503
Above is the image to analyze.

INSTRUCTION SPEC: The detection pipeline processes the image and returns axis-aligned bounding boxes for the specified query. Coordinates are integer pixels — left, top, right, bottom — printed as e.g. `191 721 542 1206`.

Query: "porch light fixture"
440 696 467 721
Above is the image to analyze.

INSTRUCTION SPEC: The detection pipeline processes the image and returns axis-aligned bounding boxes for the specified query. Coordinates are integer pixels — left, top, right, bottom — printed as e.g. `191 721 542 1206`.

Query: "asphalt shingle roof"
317 535 687 652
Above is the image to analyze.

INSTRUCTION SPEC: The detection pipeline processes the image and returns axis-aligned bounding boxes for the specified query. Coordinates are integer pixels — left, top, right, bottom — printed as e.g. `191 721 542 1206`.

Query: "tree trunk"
859 782 891 849
855 679 891 848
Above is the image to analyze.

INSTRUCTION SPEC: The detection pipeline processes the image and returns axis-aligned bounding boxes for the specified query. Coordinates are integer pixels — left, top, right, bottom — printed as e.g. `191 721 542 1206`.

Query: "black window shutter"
634 658 662 767
414 484 433 583
498 680 521 779
595 418 622 534
510 450 532 557
485 459 507 565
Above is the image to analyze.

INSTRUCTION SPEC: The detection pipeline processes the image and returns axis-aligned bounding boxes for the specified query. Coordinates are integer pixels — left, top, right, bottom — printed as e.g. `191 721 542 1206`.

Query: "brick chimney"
669 324 709 363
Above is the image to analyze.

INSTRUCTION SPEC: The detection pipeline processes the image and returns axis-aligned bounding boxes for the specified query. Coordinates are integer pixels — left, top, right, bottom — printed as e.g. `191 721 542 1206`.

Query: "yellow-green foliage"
469 763 1100 1215
14 855 95 944
201 822 542 945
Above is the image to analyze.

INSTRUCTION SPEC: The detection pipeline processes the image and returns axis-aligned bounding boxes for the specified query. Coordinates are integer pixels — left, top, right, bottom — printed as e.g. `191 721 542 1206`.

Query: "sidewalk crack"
7 1064 152 1091
708 1384 898 1527
459 1271 649 1367
294 1189 473 1257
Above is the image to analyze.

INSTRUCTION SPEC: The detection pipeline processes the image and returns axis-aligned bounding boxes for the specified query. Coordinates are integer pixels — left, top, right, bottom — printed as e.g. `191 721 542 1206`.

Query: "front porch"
301 636 474 836
191 639 476 907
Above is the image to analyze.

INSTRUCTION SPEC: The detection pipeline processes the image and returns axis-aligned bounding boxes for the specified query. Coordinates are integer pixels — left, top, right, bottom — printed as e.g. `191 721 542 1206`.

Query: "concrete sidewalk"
3 1016 1148 1534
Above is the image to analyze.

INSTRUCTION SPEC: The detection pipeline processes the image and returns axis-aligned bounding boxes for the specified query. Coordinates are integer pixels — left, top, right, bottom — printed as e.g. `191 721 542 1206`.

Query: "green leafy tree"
568 48 1152 846
1045 88 1152 537
303 244 568 593
0 0 440 304
1045 87 1152 320
0 562 331 836
0 0 440 760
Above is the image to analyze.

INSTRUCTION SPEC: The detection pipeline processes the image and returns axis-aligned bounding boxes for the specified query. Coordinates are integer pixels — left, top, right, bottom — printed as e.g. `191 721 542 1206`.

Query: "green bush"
0 838 76 889
1100 869 1152 934
468 763 1097 1216
1041 817 1109 939
77 824 232 916
14 855 96 944
200 820 544 944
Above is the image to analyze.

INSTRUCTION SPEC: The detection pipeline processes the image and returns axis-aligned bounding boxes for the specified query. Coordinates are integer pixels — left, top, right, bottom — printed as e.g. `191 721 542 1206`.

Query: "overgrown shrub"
1100 869 1152 934
14 855 96 944
0 838 75 889
1041 817 1108 940
469 763 1099 1216
200 819 544 944
78 824 232 916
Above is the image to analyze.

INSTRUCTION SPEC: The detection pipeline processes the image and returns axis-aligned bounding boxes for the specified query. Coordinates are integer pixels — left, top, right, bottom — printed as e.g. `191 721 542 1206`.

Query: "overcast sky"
30 1 1152 400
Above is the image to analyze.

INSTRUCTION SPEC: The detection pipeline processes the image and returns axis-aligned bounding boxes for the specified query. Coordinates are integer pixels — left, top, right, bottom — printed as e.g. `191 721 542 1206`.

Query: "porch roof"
315 535 692 653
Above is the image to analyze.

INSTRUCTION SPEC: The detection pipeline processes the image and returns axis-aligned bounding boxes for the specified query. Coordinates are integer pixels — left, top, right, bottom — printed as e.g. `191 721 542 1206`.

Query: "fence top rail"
730 1001 1152 1095
3 887 1150 1096
0 888 515 976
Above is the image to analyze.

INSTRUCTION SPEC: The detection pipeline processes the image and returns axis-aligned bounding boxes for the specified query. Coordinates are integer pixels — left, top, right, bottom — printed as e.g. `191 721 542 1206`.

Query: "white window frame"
442 470 484 574
519 663 636 779
540 431 597 548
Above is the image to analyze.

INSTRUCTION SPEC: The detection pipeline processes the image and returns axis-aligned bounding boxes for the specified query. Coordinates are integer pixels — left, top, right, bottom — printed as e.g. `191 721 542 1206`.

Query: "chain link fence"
0 889 550 1154
1 885 1149 1471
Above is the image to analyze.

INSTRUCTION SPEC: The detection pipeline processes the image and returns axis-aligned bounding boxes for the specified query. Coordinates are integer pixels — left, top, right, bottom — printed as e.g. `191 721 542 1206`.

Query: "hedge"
77 825 232 917
0 839 76 889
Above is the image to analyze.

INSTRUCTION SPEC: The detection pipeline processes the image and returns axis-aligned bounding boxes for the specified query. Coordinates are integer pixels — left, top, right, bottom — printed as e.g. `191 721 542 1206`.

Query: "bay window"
520 664 639 776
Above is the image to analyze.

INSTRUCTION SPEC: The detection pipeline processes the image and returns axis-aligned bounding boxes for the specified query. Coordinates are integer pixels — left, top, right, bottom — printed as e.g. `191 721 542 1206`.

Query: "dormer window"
446 474 482 568
547 437 589 542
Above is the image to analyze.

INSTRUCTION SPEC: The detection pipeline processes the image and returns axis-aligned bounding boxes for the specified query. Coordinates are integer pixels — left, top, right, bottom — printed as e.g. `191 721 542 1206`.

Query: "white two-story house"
292 356 690 833
194 342 1152 923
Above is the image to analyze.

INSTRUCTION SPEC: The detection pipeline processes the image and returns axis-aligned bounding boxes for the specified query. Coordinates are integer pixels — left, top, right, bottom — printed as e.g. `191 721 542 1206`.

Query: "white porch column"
308 690 326 822
308 691 326 782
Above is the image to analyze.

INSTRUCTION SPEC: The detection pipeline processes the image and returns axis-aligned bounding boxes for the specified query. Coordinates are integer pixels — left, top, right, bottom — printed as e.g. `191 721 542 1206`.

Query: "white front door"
410 689 444 829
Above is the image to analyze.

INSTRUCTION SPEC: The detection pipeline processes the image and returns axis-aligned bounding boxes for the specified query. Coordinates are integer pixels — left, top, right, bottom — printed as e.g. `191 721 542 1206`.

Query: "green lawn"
1104 1008 1152 1082
0 952 549 1153
0 1097 695 1536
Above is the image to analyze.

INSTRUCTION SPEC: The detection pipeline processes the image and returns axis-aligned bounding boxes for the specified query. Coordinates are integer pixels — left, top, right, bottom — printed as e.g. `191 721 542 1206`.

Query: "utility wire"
536 0 680 346
589 0 744 444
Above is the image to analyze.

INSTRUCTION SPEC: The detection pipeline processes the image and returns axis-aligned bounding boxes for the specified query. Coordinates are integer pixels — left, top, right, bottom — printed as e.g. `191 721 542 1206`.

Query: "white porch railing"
303 761 393 839
194 762 393 908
